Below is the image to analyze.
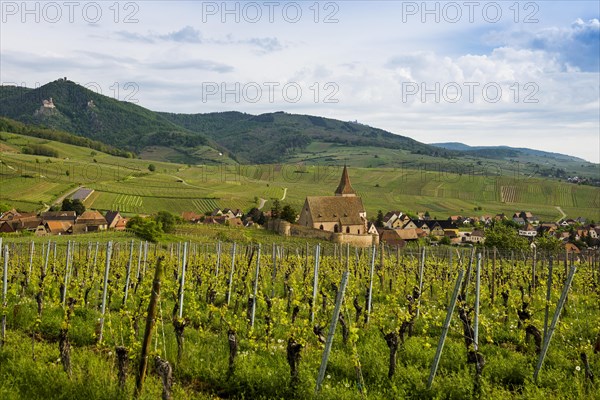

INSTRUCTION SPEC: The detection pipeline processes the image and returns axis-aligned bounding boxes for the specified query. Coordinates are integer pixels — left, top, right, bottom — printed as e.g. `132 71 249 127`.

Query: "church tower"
334 165 356 197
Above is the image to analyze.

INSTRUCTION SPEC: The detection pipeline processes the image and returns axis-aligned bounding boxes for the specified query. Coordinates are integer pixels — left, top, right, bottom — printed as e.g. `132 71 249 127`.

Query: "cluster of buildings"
181 208 247 227
372 211 481 247
0 209 128 236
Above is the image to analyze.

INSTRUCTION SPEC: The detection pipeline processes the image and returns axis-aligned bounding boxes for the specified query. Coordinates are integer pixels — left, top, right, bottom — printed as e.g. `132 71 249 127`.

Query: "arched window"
358 229 361 234
319 225 324 230
346 226 350 233
334 224 339 233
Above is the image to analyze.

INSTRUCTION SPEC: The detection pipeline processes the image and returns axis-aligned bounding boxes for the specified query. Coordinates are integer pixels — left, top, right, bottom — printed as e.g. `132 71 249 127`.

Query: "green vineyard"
0 238 598 400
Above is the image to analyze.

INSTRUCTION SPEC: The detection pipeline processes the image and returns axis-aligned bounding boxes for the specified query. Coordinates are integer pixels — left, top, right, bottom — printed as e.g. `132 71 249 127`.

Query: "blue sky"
1 1 599 162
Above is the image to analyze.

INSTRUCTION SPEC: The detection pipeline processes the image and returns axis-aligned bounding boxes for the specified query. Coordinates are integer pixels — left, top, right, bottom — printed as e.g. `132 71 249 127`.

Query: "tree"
126 216 163 242
246 207 266 225
271 199 281 219
536 233 562 255
61 198 85 215
148 164 156 172
0 202 11 214
484 222 528 251
439 236 451 245
154 211 178 234
375 210 384 228
280 205 297 223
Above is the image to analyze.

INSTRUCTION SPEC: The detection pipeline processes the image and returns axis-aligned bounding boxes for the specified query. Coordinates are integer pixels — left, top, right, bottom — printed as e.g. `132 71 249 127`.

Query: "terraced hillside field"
1 132 599 222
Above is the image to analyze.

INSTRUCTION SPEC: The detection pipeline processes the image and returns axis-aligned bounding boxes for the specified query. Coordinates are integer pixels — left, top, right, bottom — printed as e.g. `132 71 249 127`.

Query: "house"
379 228 419 247
45 220 72 235
382 211 401 228
227 217 244 227
444 230 462 244
0 209 36 221
519 224 538 237
114 218 128 231
0 221 16 233
513 217 526 226
463 229 485 244
449 215 463 223
297 166 367 235
428 222 446 238
401 219 418 230
105 211 128 230
181 211 202 223
41 211 77 223
415 220 430 235
367 221 378 235
76 210 108 231
203 215 228 225
34 224 47 236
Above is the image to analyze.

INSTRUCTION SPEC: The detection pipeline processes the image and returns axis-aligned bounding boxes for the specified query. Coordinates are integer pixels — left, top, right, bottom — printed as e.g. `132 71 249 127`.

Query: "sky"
1 1 599 162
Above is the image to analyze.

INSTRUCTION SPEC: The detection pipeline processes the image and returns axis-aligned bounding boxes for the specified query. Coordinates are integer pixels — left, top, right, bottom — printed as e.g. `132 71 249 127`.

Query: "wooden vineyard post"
123 240 134 306
98 241 113 344
215 241 222 277
250 244 261 329
135 256 164 398
311 244 320 324
177 242 188 319
227 242 237 305
534 264 577 381
132 241 141 291
531 246 537 293
416 246 425 318
427 269 464 389
474 253 481 351
491 247 496 304
543 256 553 341
379 241 384 290
315 270 349 394
1 245 8 347
27 241 34 288
366 244 376 324
271 243 277 297
61 241 71 307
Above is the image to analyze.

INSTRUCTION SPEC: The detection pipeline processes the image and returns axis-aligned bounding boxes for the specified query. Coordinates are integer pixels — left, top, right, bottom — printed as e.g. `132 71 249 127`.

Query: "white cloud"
0 2 598 162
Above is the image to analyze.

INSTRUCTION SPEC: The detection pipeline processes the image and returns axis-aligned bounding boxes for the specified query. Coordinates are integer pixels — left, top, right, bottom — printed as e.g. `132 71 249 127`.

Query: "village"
2 167 598 254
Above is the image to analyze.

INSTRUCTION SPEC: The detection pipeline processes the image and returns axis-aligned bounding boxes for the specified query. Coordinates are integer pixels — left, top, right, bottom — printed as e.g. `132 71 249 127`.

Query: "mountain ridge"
0 80 596 171
430 142 586 163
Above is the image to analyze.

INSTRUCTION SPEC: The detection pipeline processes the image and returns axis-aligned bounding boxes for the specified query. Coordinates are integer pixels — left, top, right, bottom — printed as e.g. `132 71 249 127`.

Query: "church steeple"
334 165 356 197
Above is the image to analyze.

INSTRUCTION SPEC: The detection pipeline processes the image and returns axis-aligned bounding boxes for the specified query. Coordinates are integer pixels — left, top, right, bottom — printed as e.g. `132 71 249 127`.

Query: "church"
297 166 368 234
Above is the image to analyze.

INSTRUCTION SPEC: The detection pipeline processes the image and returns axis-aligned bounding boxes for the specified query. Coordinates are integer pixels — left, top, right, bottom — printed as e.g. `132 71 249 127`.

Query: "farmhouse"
298 166 367 235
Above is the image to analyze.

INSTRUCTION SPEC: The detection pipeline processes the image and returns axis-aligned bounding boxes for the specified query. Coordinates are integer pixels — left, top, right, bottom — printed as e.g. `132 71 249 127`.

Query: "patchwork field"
1 132 599 222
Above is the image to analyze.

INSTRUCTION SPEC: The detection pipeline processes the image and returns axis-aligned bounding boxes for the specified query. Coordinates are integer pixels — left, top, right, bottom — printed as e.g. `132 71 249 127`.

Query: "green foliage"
21 144 59 158
535 233 563 255
280 204 297 223
148 163 156 172
61 198 86 216
375 210 384 228
126 215 163 242
485 221 528 251
439 235 451 245
271 199 281 219
154 210 178 233
0 202 12 213
0 116 129 157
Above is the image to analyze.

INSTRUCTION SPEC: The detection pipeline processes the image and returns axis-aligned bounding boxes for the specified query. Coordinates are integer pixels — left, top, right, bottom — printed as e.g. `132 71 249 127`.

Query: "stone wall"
267 219 378 247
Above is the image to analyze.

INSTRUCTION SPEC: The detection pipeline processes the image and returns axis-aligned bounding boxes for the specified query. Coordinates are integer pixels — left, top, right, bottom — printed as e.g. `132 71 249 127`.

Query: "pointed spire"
335 164 356 197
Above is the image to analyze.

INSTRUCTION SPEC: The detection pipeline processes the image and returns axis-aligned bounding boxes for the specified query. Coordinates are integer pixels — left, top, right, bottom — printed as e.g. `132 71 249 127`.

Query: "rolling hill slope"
1 132 598 222
1 80 597 181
